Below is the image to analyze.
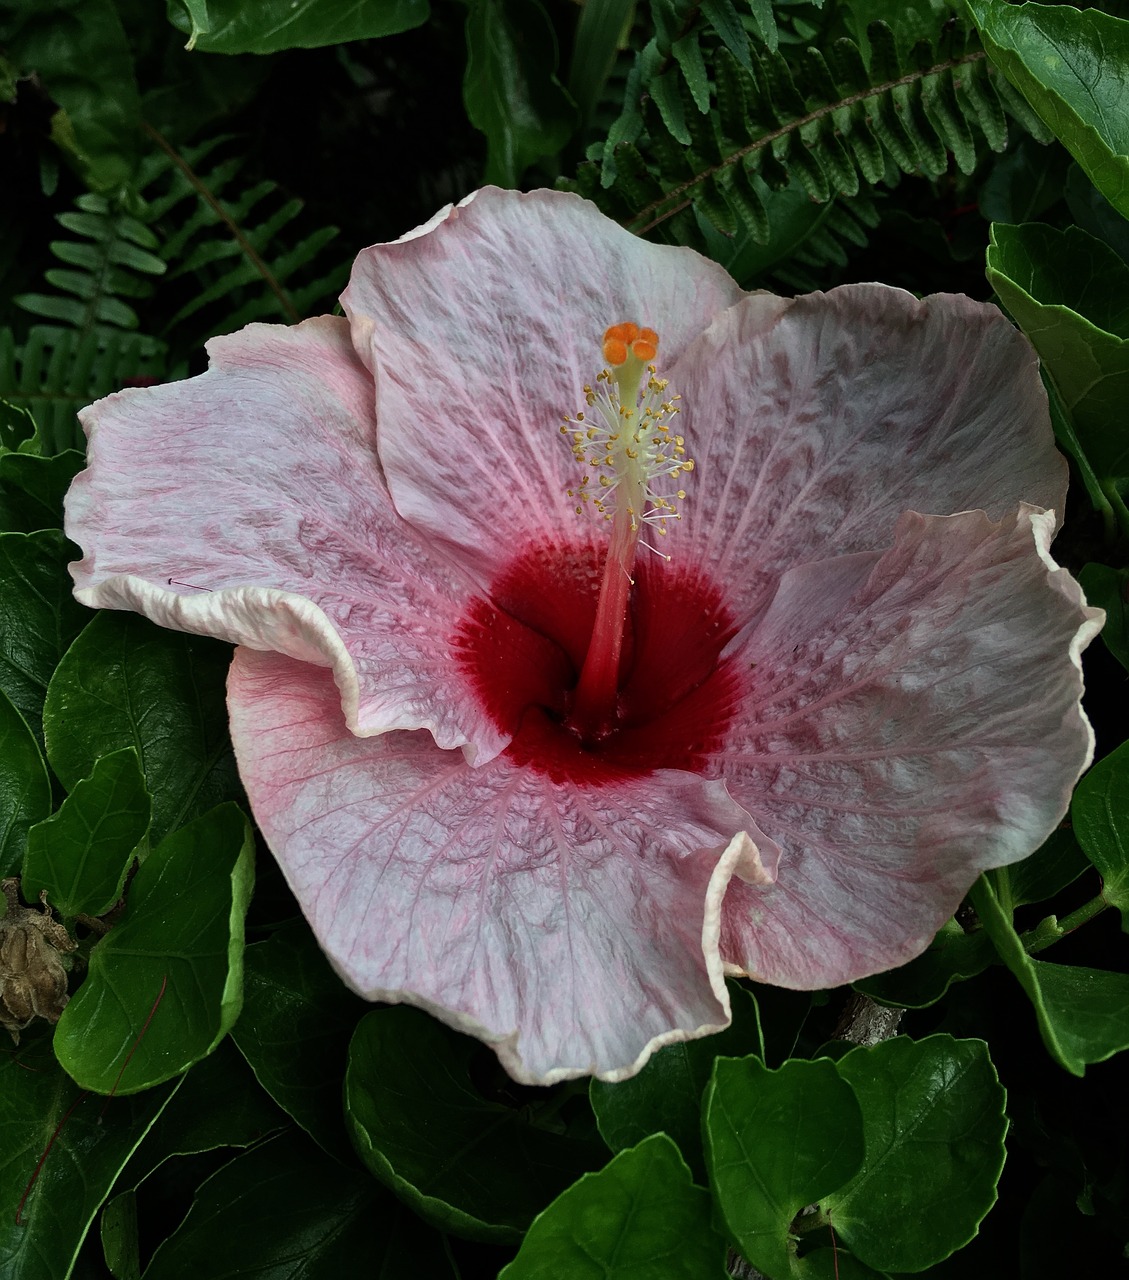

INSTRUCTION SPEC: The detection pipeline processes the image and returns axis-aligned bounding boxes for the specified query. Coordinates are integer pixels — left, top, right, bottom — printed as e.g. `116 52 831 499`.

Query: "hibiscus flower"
66 187 1100 1084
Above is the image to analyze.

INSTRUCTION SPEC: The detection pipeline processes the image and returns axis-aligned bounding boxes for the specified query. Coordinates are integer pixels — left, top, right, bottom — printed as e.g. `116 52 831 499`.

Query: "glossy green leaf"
53 803 255 1094
987 222 1129 481
345 1006 606 1243
0 690 52 879
116 1038 285 1192
1079 563 1129 672
968 1 1129 218
971 873 1129 1075
0 0 140 189
1009 826 1091 909
143 1127 456 1279
0 530 89 742
167 0 429 53
824 1036 1007 1271
230 919 366 1162
23 747 149 918
0 398 35 451
463 0 577 187
499 1134 728 1279
704 1055 864 1278
1072 741 1129 929
1065 163 1129 266
0 450 85 533
43 612 241 847
854 922 996 1009
590 983 762 1181
100 1191 140 1280
0 1035 179 1280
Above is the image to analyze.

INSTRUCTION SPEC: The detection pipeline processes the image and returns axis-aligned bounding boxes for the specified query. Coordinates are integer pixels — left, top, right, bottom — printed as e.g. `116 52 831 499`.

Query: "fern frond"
575 12 1046 275
15 194 166 335
138 128 350 351
0 326 167 454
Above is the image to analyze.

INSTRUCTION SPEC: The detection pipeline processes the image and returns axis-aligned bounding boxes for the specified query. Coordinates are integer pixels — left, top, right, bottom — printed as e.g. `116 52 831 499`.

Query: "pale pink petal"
227 646 775 1084
666 285 1067 621
716 506 1101 988
66 317 503 756
341 186 747 581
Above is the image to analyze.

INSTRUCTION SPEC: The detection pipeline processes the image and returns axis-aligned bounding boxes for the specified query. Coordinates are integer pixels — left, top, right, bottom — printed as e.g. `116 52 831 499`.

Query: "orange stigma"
603 322 659 367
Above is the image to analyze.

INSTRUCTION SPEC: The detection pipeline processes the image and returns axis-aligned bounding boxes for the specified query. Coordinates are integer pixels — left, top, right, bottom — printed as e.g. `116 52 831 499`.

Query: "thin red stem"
568 513 639 739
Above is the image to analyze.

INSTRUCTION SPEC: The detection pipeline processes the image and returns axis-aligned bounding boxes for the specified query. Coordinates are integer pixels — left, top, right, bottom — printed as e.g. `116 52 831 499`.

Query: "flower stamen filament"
560 323 692 740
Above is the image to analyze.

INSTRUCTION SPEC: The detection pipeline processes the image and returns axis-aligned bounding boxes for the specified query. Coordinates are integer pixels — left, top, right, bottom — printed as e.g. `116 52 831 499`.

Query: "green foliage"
53 802 254 1093
704 1055 864 1279
42 612 241 847
824 1037 1007 1271
968 0 1129 218
166 0 430 54
0 1037 180 1280
1 0 1128 1275
142 1128 455 1279
230 920 367 1163
987 222 1129 492
499 1135 728 1279
589 982 762 1181
22 747 150 918
345 1006 607 1243
0 0 140 190
574 8 1045 274
0 690 51 879
463 0 577 187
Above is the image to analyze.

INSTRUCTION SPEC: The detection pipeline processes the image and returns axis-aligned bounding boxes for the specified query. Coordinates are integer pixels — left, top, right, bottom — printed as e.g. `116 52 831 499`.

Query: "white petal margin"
666 284 1069 623
66 315 507 760
342 186 747 584
715 505 1103 989
228 647 774 1084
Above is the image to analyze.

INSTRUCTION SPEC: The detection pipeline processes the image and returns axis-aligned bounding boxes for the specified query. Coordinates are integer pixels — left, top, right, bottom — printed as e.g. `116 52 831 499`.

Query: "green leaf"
986 222 1129 482
0 450 85 533
463 0 577 187
499 1134 728 1279
1009 826 1091 908
43 612 241 847
824 1036 1007 1271
1078 563 1129 673
345 1006 606 1243
0 1035 179 1280
1072 741 1129 929
979 137 1071 226
0 690 52 879
970 873 1129 1075
590 982 762 1181
967 0 1129 219
853 922 996 1009
23 747 150 919
53 803 255 1094
142 1128 456 1279
704 1055 864 1278
0 398 35 451
0 530 88 743
166 0 429 54
0 0 140 189
230 920 366 1163
117 1037 286 1183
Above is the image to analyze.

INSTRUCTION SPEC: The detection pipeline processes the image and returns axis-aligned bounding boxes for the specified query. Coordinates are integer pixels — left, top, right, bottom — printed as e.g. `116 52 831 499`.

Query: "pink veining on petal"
65 186 1104 1083
716 505 1101 988
66 316 506 760
228 647 770 1084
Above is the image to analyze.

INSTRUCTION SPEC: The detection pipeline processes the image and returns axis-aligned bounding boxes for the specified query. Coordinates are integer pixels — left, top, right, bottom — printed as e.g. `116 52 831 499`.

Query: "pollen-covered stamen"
560 323 695 741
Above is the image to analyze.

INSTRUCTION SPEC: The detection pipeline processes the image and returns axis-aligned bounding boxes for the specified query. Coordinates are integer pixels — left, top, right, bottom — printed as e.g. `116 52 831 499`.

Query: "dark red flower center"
453 539 744 784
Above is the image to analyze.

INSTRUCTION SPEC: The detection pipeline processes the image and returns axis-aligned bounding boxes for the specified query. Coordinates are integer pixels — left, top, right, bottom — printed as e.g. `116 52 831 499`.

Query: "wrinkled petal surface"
342 186 746 581
67 317 503 756
667 284 1068 621
717 506 1101 988
227 647 772 1083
